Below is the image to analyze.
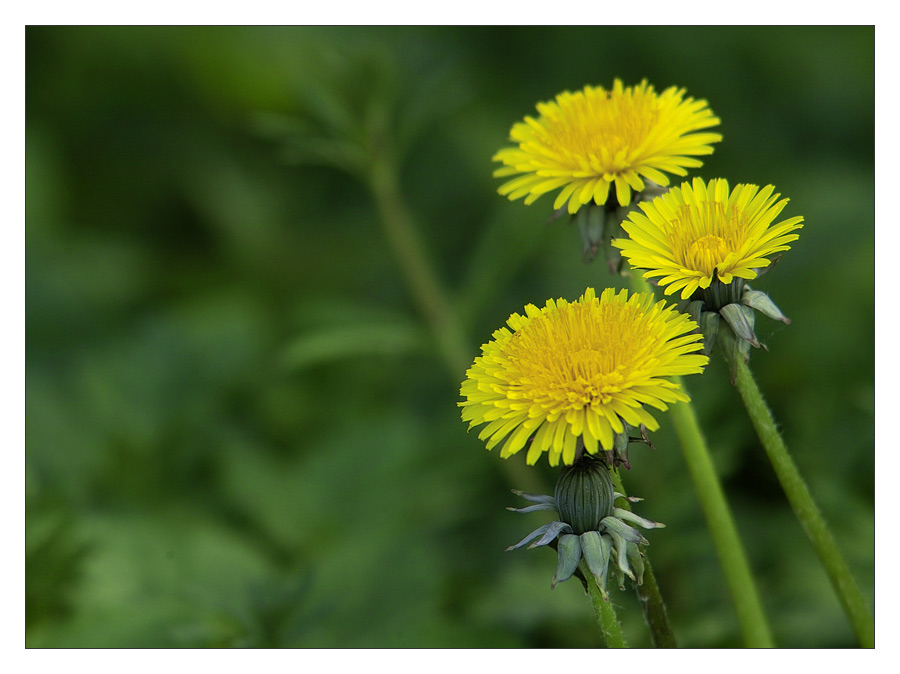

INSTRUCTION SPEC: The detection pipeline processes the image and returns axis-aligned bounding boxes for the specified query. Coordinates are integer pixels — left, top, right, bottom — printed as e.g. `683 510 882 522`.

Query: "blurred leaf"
26 506 90 631
251 111 369 174
280 321 426 371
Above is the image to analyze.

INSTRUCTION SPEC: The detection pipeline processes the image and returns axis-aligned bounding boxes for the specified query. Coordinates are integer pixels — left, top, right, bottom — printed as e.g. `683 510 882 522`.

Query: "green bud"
554 454 615 535
702 276 745 310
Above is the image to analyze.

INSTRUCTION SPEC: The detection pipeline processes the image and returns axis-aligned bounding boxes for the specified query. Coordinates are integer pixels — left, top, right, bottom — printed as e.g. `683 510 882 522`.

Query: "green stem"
638 561 677 648
733 357 875 648
367 153 470 377
366 150 544 495
611 471 677 648
582 561 629 648
629 272 774 648
668 391 775 647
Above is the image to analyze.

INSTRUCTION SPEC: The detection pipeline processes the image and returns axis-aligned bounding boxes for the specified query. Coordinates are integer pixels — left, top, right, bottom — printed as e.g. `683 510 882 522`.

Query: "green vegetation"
26 26 873 647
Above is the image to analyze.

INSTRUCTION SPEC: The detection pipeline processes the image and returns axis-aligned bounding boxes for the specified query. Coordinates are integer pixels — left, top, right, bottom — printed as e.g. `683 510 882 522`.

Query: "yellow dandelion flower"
459 288 708 467
493 80 722 215
613 177 805 300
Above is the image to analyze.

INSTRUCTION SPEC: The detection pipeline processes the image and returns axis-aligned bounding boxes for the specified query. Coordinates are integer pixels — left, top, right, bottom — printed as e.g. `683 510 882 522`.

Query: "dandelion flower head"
459 288 708 467
613 177 804 300
493 80 722 215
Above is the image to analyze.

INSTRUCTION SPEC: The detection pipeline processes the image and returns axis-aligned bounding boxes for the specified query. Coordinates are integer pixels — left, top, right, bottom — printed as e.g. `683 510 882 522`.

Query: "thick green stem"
611 471 677 648
668 392 775 647
582 561 629 648
733 357 874 648
629 272 774 647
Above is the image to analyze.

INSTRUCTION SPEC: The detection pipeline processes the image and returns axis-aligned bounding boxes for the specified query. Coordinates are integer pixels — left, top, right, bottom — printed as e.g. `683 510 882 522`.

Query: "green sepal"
506 522 555 551
611 429 631 469
580 531 611 599
741 289 790 324
598 534 613 594
613 508 665 530
552 534 583 589
703 276 745 310
720 303 760 348
612 562 625 591
506 503 557 513
626 542 646 586
528 520 572 549
609 531 634 584
686 300 705 328
510 489 556 505
700 310 720 356
601 515 648 545
717 317 750 385
575 204 607 263
614 492 643 505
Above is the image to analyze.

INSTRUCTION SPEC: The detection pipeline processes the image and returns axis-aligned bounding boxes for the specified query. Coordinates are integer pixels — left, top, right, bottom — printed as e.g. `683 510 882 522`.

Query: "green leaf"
279 321 425 371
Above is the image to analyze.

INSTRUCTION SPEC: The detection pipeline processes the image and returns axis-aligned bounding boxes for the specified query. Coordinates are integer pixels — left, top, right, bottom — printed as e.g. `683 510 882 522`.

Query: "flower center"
665 200 749 276
501 300 659 409
540 87 660 172
687 233 729 270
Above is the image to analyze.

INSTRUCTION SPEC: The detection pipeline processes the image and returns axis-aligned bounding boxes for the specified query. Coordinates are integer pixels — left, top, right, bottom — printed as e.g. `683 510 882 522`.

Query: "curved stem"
612 471 677 648
367 153 470 377
733 357 874 648
629 272 774 648
582 561 629 648
366 149 543 496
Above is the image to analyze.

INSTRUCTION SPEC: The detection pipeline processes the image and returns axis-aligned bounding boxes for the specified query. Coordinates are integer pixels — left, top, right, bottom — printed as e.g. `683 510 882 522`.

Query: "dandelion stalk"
733 357 874 648
582 561 628 648
611 471 677 648
667 382 774 647
629 271 774 648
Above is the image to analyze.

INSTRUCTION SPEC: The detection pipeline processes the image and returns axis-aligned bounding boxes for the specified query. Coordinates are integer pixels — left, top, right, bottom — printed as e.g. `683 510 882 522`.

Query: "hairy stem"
612 471 677 648
733 357 874 648
668 391 775 647
582 561 629 648
629 271 774 647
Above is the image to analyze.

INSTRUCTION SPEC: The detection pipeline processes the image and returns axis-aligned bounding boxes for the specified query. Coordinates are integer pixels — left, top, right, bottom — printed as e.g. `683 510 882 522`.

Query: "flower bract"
506 454 664 596
493 80 722 214
458 288 708 466
613 177 804 300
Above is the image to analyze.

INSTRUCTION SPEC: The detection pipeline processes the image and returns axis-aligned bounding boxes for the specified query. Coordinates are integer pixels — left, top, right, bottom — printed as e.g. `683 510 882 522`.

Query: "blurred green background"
26 26 873 648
